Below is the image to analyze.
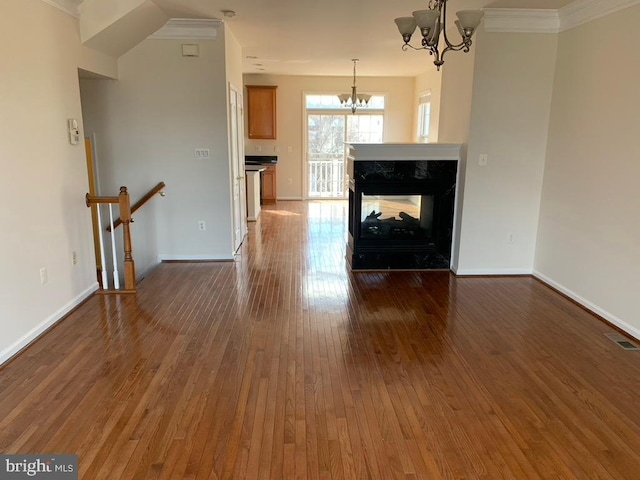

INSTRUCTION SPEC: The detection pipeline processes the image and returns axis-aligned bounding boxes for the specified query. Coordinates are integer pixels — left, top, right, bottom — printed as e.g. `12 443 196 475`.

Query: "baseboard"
136 261 162 284
277 197 303 201
454 268 533 276
0 283 99 367
533 270 640 341
158 254 234 262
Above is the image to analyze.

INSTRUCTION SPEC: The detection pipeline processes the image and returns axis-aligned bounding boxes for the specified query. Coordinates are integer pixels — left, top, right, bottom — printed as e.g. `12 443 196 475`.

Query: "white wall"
225 27 243 94
535 5 640 337
80 33 236 264
437 47 477 144
0 0 117 363
413 68 442 142
79 0 169 57
434 0 490 144
242 74 416 199
456 28 558 274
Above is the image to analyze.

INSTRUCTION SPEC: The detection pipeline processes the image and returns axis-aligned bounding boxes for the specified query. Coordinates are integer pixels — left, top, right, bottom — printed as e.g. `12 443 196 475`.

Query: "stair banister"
107 182 166 232
118 186 136 291
85 186 136 292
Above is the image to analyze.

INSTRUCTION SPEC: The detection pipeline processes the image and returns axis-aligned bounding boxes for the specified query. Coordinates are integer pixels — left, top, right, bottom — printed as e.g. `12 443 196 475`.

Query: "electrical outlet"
40 267 48 285
479 154 488 166
288 178 292 185
287 146 293 153
256 145 262 152
198 220 206 231
72 251 78 266
274 146 280 152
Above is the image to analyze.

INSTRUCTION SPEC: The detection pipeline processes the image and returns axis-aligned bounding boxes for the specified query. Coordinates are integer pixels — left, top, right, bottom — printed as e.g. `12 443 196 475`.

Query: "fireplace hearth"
346 144 461 270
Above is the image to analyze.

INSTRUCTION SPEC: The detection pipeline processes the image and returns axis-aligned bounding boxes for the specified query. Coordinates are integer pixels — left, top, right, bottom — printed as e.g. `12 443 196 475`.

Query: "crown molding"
149 18 222 40
558 0 640 31
484 0 640 34
40 0 80 18
483 8 560 33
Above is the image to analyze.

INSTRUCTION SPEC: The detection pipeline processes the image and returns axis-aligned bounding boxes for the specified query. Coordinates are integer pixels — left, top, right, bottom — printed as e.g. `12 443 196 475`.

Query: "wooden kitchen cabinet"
261 165 277 204
246 85 277 139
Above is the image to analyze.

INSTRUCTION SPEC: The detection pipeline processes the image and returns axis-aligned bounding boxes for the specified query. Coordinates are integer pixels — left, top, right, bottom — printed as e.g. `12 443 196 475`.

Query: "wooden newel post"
119 186 136 291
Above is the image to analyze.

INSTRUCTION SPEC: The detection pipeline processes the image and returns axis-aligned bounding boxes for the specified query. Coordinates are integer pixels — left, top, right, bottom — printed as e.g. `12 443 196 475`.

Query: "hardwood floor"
1 200 639 479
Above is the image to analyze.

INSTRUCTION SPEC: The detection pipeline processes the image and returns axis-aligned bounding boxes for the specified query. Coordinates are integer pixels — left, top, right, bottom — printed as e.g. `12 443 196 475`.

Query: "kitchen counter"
245 155 278 166
245 165 267 172
245 167 265 221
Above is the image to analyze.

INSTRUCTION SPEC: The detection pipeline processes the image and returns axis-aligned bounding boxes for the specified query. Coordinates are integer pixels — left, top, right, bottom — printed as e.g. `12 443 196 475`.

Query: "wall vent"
182 44 199 57
605 333 640 351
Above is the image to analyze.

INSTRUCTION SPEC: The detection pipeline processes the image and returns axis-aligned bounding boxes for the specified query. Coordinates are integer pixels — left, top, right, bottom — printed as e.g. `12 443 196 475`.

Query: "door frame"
85 137 101 281
229 83 247 252
302 92 386 200
304 111 348 200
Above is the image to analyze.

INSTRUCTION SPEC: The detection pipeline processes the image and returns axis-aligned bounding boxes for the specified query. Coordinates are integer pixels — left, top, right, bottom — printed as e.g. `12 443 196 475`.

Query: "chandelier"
337 59 371 114
394 1 484 70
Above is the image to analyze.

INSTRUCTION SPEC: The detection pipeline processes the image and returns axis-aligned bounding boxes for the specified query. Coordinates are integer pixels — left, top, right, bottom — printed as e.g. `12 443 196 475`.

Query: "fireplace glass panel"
360 194 434 240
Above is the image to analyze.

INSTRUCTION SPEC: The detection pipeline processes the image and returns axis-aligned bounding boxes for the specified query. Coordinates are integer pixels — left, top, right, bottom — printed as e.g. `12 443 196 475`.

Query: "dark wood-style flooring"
1 200 639 479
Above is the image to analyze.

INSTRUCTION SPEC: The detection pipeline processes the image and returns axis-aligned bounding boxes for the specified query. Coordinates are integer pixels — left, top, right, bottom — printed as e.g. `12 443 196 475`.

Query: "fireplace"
347 144 461 270
360 194 434 242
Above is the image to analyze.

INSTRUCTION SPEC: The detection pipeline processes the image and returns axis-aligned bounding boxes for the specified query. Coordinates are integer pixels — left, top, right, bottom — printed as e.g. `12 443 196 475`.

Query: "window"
305 94 385 198
417 91 431 143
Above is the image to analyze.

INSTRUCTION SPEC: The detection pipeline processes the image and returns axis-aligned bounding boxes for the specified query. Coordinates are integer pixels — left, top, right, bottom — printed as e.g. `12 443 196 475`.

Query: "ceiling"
70 0 576 77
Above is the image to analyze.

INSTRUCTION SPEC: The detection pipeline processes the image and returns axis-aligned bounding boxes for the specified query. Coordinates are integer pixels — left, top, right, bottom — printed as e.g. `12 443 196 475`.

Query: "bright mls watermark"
0 455 77 479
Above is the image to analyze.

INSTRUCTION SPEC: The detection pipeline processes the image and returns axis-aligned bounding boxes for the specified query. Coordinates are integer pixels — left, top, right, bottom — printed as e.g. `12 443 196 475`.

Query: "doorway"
229 84 247 252
304 94 384 199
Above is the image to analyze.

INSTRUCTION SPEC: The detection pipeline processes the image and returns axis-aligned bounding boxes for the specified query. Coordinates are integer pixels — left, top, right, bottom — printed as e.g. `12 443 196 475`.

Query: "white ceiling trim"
149 19 222 40
558 0 640 32
483 9 560 33
40 0 80 18
484 0 640 34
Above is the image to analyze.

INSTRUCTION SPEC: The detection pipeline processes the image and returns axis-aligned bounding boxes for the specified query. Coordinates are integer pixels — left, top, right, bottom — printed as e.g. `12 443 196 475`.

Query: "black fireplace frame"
347 159 457 270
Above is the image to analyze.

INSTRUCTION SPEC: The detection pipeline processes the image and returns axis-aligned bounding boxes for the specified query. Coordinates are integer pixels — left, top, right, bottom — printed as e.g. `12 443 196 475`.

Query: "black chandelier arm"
402 43 427 52
439 1 473 64
338 58 368 114
441 37 473 60
401 42 439 59
441 15 473 53
395 0 482 70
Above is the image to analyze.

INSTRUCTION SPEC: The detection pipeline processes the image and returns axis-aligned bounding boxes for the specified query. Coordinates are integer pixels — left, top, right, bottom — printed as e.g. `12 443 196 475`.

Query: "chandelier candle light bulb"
394 0 484 70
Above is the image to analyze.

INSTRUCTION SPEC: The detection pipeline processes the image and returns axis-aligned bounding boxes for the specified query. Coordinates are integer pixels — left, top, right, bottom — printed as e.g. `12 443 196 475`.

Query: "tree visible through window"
306 95 385 198
347 115 383 143
418 91 431 143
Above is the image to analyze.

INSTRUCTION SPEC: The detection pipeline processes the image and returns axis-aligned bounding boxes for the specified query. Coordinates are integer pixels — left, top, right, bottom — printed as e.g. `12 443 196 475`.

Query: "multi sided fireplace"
346 144 461 270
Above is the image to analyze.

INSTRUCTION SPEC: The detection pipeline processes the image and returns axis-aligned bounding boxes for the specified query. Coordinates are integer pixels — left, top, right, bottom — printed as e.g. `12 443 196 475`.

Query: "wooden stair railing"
86 186 136 293
107 182 166 232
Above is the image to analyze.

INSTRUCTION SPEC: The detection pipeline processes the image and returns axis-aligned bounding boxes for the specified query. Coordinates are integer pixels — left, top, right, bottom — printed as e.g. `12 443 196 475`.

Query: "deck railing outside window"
308 155 345 197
